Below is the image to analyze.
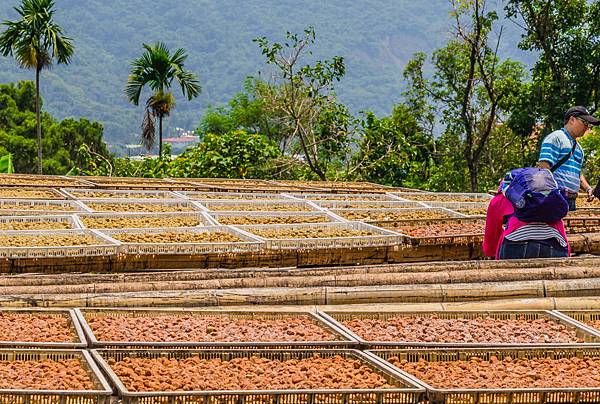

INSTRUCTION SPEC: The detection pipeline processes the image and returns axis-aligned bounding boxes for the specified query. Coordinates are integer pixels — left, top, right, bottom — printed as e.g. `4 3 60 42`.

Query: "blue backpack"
502 168 569 223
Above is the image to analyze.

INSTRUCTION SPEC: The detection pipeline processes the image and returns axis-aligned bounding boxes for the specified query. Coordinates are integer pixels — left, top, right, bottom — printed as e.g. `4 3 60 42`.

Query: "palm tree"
125 42 201 156
0 0 74 174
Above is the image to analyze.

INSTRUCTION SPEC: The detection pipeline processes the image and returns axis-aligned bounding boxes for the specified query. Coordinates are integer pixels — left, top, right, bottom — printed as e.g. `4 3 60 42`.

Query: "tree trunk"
35 68 42 174
468 160 478 192
159 115 163 157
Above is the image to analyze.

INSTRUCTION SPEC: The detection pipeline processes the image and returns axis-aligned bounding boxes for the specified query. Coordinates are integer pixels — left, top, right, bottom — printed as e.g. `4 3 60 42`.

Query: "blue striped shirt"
538 129 584 193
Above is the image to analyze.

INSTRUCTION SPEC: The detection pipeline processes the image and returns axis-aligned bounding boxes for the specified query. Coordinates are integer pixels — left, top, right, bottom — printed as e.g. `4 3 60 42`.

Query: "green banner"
0 154 14 174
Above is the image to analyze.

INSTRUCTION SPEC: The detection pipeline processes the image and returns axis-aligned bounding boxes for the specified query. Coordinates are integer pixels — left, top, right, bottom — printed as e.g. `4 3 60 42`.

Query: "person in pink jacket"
483 169 570 260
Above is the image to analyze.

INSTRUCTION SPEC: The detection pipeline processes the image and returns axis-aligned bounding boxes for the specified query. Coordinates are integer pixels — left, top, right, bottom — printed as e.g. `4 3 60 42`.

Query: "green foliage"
580 129 600 183
404 1 527 191
253 27 351 180
505 0 600 131
0 81 111 174
352 105 434 187
170 130 278 178
85 130 278 179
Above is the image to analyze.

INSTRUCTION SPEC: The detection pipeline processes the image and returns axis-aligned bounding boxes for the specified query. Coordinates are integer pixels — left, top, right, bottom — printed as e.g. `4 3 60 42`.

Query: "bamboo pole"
2 255 600 288
3 266 600 295
8 278 600 307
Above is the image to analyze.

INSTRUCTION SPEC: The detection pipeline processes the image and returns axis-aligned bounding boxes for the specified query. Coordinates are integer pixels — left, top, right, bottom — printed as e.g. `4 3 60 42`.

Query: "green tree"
580 129 600 185
505 0 600 131
80 130 278 180
0 0 74 174
0 81 111 174
351 105 434 187
404 0 526 191
253 27 348 180
125 42 201 157
169 130 278 179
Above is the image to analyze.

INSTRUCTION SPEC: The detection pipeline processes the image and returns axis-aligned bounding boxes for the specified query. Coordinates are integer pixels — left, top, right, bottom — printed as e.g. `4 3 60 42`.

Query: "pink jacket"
482 193 570 259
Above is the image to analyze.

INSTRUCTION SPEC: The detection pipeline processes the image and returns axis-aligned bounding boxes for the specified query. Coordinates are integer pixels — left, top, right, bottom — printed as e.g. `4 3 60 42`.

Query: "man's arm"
538 161 551 170
581 173 596 201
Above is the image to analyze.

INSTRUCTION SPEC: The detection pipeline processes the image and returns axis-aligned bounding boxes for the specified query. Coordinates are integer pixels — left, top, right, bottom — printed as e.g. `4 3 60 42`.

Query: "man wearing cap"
537 106 599 210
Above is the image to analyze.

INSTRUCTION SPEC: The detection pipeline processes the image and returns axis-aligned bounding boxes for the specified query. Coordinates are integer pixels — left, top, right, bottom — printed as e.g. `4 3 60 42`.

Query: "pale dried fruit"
190 193 280 200
86 203 195 213
0 188 60 199
249 228 376 239
0 177 76 187
71 191 159 199
455 208 487 216
216 215 329 225
397 222 484 237
400 194 490 202
0 234 99 247
208 203 311 212
309 195 390 201
112 231 242 243
82 216 202 229
0 220 71 230
0 203 76 211
338 210 454 221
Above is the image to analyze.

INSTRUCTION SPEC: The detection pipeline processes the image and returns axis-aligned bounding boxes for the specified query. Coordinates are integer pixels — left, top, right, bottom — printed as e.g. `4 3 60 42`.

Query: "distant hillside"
0 0 535 152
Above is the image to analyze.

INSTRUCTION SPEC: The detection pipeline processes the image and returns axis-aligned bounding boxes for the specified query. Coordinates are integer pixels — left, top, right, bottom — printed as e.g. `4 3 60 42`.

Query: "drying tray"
235 221 404 250
76 211 214 229
330 207 467 225
75 308 358 349
420 201 489 217
552 310 600 339
319 310 600 349
197 199 318 212
101 225 264 255
0 229 120 259
0 187 65 200
208 210 343 225
366 347 600 404
0 308 86 349
174 190 292 200
78 176 201 190
392 192 493 203
0 349 111 403
183 178 322 193
0 198 90 213
61 187 180 200
0 214 81 230
575 195 600 209
564 216 600 234
0 209 79 216
313 200 425 209
289 192 400 201
78 198 203 213
391 217 485 246
273 180 395 191
92 348 424 404
0 174 94 188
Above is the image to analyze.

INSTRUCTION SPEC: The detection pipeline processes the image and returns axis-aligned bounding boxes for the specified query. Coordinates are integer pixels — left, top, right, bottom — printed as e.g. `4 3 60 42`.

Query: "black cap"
565 106 600 125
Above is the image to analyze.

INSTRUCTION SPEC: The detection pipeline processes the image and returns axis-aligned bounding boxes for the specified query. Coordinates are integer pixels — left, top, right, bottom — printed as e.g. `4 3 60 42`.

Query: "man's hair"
565 116 572 126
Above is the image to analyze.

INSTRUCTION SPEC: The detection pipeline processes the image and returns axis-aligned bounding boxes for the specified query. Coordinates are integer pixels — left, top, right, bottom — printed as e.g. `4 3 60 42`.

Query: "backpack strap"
550 129 577 173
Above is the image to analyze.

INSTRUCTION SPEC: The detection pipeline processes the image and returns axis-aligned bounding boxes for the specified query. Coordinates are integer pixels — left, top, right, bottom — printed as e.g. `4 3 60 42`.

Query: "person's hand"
588 187 596 202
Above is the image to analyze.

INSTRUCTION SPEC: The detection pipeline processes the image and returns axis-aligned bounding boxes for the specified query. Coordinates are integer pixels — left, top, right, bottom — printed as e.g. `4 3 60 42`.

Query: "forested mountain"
0 0 534 152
